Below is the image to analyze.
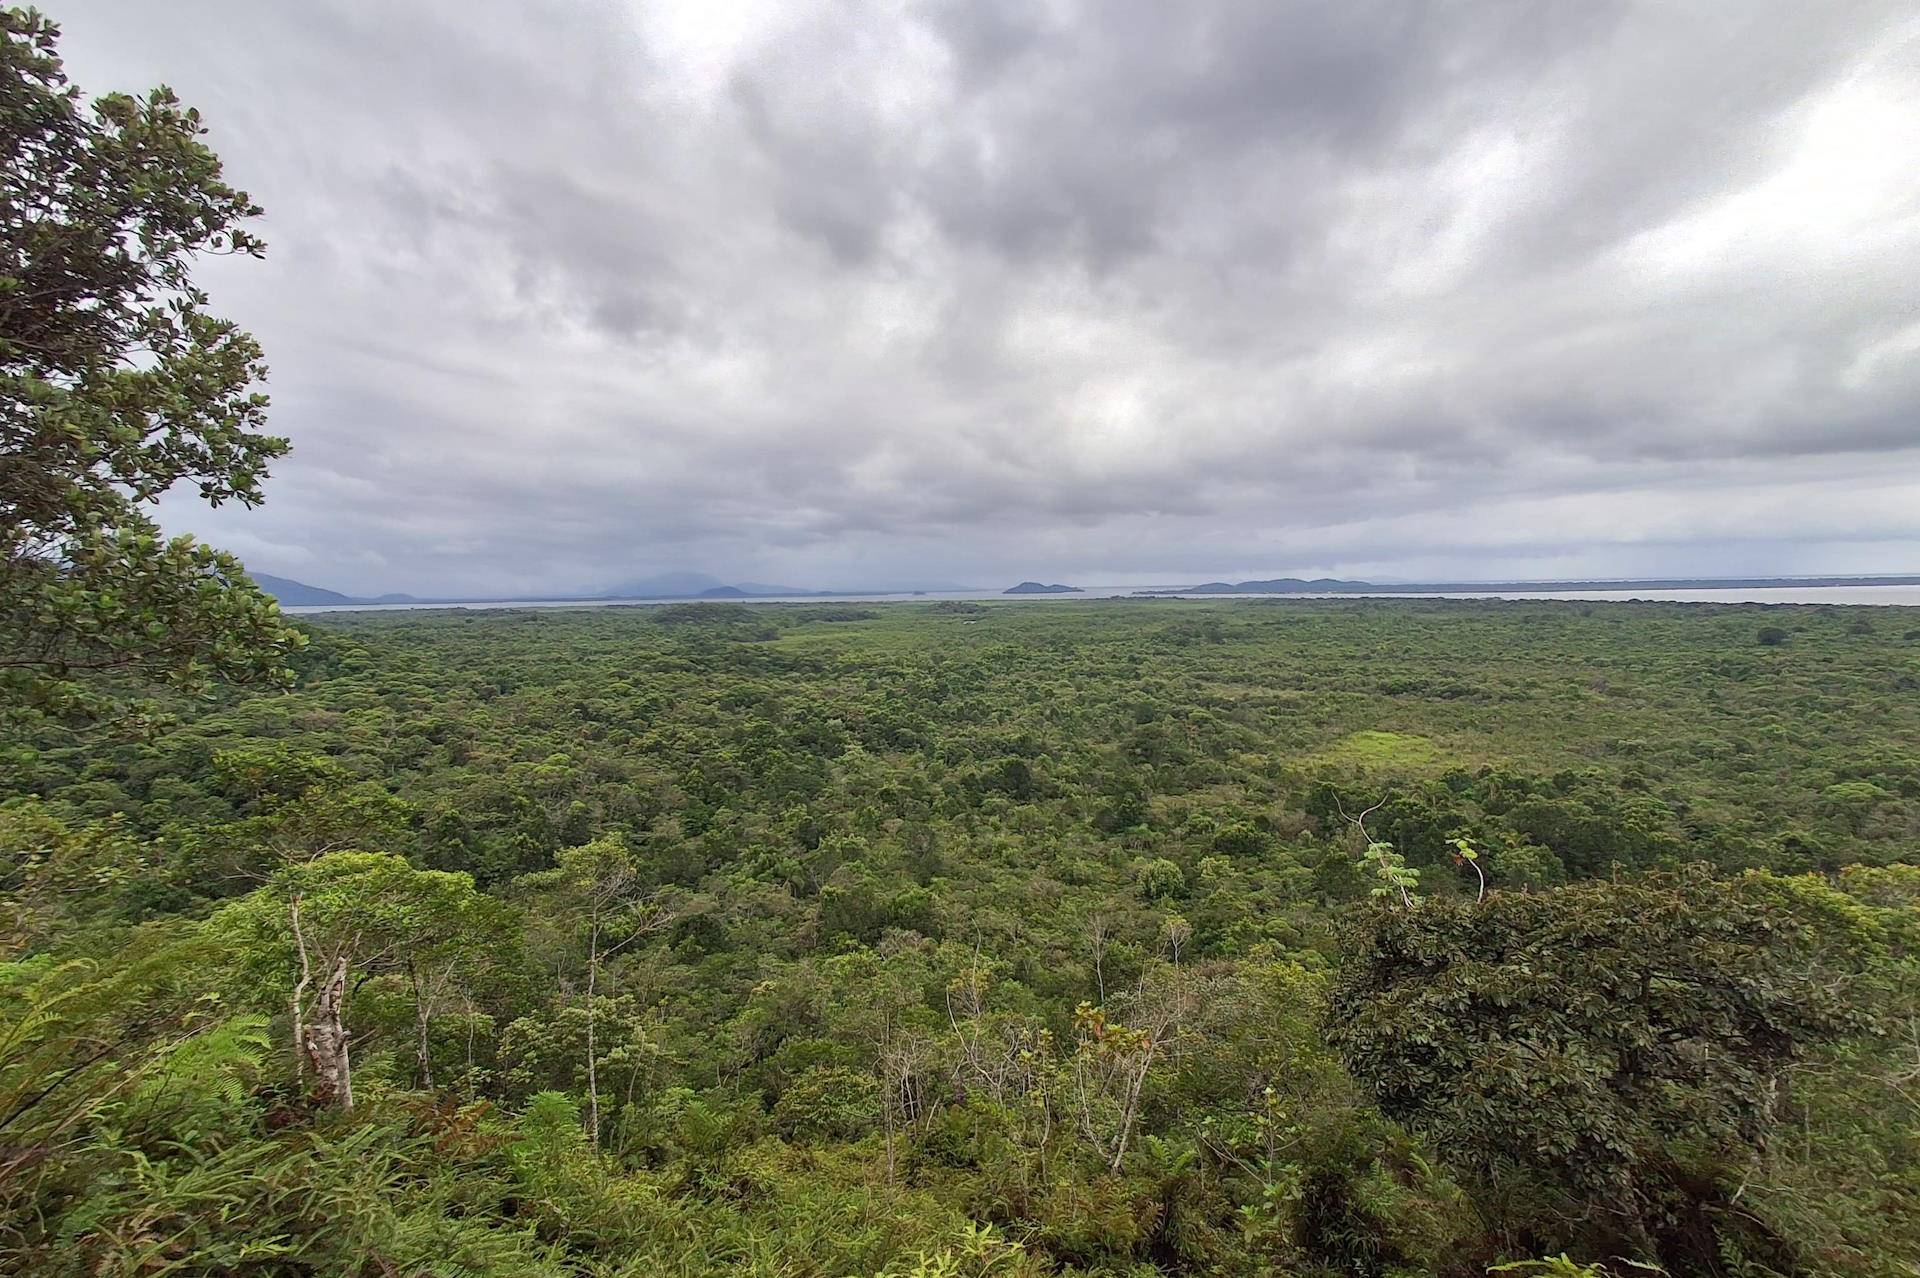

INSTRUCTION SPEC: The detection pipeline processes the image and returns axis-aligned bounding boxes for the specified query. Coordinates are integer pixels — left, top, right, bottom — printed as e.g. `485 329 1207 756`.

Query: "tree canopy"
0 8 296 731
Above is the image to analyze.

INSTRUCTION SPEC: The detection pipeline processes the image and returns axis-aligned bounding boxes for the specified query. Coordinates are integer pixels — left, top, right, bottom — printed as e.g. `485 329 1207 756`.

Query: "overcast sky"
55 1 1920 594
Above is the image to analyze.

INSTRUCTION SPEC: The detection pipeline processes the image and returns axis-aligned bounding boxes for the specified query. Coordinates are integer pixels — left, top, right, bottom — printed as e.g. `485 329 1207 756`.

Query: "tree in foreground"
1328 867 1865 1272
0 8 297 732
217 851 508 1110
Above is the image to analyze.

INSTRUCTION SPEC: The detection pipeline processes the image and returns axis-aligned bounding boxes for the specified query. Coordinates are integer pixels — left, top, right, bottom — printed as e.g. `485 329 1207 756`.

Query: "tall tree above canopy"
0 7 297 730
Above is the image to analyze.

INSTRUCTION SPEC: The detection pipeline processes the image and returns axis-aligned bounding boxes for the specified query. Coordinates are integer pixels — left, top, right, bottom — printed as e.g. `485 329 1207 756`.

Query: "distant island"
1164 577 1369 594
250 570 968 608
1142 574 1920 595
251 573 420 607
1004 581 1083 594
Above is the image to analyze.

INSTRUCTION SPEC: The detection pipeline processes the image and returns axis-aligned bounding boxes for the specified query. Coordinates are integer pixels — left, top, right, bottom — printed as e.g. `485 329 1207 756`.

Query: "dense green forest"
5 599 1918 1275
3 9 1918 1274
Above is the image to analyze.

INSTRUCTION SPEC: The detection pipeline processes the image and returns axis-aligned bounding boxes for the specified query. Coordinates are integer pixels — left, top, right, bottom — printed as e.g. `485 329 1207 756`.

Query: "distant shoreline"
282 577 1920 614
1140 573 1920 596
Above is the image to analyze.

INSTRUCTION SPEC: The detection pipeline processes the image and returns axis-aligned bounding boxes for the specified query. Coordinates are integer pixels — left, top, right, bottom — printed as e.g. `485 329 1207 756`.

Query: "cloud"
49 0 1920 594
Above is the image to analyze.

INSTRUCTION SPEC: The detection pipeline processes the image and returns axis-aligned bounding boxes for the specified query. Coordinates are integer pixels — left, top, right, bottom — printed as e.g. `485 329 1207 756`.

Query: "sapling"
1450 836 1487 902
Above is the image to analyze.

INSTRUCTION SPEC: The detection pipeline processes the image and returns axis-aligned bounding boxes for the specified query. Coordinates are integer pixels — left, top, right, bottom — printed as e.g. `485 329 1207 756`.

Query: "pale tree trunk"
879 1007 898 1185
1089 914 1110 1002
584 919 601 1150
409 960 435 1090
882 1079 897 1185
303 953 354 1110
572 869 676 1151
289 895 311 1083
1107 1038 1160 1173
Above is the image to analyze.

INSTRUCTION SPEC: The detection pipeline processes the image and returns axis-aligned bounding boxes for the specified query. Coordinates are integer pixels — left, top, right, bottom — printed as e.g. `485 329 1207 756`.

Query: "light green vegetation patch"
1314 729 1449 772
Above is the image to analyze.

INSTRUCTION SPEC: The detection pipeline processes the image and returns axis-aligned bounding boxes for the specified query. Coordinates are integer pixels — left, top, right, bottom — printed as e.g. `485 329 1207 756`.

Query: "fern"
112 1014 272 1145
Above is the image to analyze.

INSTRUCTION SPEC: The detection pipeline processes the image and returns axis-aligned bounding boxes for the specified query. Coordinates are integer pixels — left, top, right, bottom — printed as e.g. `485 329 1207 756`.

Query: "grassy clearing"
1312 729 1450 773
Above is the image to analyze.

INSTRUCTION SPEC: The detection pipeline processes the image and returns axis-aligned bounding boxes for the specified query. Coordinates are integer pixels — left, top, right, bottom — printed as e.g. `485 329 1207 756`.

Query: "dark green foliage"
652 602 762 626
794 607 880 622
1329 869 1867 1269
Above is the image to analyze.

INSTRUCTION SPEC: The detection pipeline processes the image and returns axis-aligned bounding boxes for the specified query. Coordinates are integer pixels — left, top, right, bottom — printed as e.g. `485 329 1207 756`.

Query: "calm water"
284 584 1920 614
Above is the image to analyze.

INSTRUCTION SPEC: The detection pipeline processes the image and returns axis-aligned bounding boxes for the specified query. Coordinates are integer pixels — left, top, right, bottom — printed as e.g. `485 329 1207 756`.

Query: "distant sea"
283 583 1920 614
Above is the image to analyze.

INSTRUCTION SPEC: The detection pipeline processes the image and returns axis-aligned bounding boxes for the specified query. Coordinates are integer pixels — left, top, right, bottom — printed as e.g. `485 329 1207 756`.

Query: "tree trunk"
585 921 600 1149
409 960 434 1090
303 953 354 1110
415 1012 433 1091
289 895 311 1082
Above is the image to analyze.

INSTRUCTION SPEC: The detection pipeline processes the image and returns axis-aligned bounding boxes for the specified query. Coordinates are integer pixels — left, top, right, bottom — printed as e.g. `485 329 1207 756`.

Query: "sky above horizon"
55 1 1920 596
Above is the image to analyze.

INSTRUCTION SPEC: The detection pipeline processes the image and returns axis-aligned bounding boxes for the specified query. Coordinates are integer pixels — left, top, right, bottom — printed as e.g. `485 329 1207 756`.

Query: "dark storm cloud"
910 1 1619 267
48 0 1920 594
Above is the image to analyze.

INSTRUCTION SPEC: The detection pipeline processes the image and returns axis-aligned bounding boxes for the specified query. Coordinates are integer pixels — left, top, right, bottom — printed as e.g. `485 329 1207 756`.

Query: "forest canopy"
5 596 1918 1276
